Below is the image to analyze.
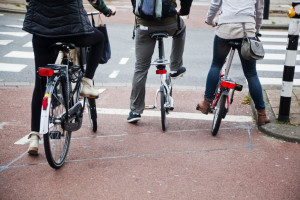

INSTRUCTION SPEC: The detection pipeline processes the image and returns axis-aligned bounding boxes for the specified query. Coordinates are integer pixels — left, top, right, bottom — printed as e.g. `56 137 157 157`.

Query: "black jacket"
23 0 94 38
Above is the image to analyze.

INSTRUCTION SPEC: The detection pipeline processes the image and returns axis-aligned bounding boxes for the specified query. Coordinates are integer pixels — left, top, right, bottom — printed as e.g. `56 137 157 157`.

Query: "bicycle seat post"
158 37 165 62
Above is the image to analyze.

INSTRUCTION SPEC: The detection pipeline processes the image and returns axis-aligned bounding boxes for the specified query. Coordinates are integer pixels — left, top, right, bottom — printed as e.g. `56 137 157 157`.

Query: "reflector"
156 70 167 74
42 97 48 110
39 68 53 77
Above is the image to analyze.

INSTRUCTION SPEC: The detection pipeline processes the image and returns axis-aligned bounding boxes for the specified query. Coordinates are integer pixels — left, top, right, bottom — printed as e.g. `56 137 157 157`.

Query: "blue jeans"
204 35 265 110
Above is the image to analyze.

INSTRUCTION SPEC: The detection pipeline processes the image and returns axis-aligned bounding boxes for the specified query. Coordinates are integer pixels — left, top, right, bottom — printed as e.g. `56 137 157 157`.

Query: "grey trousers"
130 17 186 114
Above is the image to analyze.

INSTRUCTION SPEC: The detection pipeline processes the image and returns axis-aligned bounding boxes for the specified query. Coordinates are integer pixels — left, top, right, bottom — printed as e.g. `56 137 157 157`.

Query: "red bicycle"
209 41 243 136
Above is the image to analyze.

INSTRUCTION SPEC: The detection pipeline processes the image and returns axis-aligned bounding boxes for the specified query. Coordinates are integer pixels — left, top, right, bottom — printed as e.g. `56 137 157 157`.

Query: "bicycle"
38 42 98 169
145 32 174 131
203 41 243 136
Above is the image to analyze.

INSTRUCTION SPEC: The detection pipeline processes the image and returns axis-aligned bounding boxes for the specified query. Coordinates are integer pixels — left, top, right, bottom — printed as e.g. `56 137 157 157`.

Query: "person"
23 0 116 155
128 0 193 123
196 0 270 126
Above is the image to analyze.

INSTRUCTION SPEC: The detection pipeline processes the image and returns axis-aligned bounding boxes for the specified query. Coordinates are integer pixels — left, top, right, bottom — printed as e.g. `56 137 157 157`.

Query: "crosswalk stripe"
22 42 32 47
119 57 129 65
259 77 300 85
257 64 300 72
260 37 288 43
5 25 23 28
97 108 253 122
0 40 13 45
263 45 286 50
4 51 34 59
264 53 300 60
0 32 28 37
0 63 27 72
109 70 120 78
260 31 288 36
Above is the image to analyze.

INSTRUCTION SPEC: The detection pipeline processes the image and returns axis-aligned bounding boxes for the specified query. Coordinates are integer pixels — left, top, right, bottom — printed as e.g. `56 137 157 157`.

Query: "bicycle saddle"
149 32 169 39
228 41 242 49
51 42 76 52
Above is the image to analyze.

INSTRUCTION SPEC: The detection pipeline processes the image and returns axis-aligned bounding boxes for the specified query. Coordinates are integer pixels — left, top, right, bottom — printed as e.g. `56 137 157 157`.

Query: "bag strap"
242 22 250 43
91 14 96 28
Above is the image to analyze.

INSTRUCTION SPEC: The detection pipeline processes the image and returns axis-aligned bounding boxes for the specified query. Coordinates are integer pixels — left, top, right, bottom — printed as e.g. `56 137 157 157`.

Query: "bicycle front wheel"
160 85 166 131
211 93 226 136
87 98 97 132
44 76 71 169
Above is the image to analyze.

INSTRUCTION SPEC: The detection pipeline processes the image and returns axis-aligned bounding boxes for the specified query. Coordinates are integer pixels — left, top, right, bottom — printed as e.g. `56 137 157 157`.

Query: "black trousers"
31 28 104 132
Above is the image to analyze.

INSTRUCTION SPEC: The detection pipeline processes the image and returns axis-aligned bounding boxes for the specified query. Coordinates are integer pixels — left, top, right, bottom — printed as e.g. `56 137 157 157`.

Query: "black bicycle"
38 43 97 169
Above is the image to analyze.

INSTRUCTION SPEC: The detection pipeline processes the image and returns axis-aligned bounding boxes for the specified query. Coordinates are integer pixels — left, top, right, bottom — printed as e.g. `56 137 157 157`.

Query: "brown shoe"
257 109 270 125
196 97 212 115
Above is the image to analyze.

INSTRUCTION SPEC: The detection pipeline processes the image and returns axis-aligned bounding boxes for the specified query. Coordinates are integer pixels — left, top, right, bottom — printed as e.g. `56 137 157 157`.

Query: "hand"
205 20 216 27
108 5 117 16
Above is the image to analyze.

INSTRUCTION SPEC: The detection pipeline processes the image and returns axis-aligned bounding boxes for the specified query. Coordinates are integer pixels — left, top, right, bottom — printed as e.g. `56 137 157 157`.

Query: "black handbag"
91 14 111 64
241 23 265 61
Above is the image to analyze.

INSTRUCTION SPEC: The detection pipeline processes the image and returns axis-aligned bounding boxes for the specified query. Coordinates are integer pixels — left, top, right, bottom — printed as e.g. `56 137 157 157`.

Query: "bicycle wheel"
211 93 227 136
87 98 97 132
160 85 166 131
44 76 71 169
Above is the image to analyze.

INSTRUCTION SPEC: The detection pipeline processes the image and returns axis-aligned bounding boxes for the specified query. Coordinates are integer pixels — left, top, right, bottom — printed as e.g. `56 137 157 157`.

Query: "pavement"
0 0 298 142
0 1 300 199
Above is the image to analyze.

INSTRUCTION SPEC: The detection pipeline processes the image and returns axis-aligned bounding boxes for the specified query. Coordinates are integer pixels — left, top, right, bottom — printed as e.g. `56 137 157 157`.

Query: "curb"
251 90 300 143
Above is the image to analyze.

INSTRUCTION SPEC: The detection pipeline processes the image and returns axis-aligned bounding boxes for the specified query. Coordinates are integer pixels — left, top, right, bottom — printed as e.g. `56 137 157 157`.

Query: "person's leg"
237 45 270 125
129 26 156 116
204 36 231 100
64 28 105 97
64 27 104 79
237 47 265 110
169 17 186 72
197 35 231 114
29 35 57 155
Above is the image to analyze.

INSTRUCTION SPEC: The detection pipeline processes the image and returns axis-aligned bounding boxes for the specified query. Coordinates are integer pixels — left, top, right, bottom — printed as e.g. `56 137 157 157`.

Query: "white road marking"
260 37 289 43
263 45 286 50
4 51 34 59
257 64 300 72
260 31 288 36
264 53 300 60
5 25 23 28
22 42 32 47
109 70 120 78
0 14 4 16
0 63 27 72
97 108 253 122
0 32 28 37
119 57 129 65
259 77 300 85
0 40 13 45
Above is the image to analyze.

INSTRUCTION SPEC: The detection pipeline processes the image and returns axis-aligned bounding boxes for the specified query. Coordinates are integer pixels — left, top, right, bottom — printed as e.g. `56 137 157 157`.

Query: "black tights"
31 28 104 131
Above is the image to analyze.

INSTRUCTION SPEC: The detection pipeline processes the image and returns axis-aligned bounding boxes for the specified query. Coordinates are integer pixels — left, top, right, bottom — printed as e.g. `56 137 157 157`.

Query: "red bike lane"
0 86 299 200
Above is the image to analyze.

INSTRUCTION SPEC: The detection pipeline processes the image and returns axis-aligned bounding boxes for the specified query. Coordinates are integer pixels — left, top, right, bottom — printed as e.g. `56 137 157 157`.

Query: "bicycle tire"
44 76 71 169
87 98 97 132
211 93 226 136
160 85 166 131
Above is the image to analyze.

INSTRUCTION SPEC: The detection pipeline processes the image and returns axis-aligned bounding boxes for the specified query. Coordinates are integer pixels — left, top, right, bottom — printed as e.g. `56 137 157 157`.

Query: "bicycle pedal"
169 107 174 111
234 84 243 91
145 105 156 109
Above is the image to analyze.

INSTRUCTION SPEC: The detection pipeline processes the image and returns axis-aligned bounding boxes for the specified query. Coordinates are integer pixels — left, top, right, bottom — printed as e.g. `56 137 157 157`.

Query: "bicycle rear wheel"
44 76 71 169
87 98 97 132
160 85 166 131
211 93 227 136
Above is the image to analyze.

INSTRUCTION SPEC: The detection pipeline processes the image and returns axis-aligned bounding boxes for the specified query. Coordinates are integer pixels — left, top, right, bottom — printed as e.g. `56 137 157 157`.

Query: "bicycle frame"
211 47 243 113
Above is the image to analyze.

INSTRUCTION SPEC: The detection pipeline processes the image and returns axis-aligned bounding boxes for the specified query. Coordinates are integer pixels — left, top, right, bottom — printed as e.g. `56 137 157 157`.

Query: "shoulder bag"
241 23 265 61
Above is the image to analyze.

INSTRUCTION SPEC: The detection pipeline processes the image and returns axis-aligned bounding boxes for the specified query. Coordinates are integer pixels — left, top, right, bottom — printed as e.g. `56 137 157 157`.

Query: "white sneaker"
80 77 99 98
28 132 40 155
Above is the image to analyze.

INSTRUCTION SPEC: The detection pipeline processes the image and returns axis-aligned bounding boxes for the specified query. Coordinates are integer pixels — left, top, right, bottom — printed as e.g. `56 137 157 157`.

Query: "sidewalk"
0 0 299 142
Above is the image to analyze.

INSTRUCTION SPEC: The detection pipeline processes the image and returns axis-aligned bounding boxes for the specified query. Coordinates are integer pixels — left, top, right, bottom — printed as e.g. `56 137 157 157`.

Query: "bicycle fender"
39 77 58 134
